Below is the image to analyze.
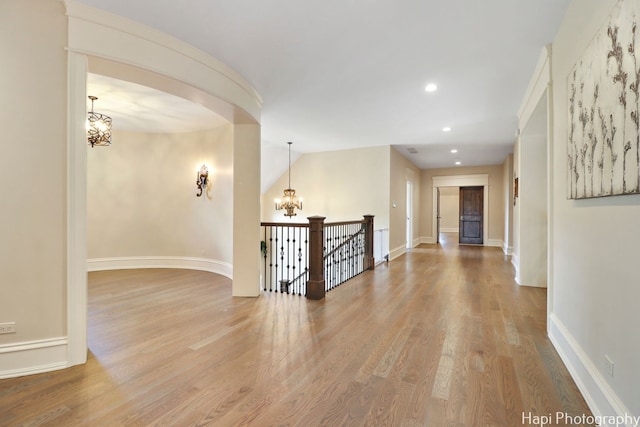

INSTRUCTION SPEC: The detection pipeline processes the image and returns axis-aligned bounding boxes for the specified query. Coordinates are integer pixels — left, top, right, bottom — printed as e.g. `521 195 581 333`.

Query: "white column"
232 124 261 297
67 51 88 366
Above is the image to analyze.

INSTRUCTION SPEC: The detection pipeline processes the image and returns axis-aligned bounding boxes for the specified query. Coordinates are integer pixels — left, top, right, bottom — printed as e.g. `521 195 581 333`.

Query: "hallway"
0 244 591 426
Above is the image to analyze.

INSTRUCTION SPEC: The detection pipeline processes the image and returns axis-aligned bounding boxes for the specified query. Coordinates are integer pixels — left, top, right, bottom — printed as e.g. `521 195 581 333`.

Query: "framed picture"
567 0 640 199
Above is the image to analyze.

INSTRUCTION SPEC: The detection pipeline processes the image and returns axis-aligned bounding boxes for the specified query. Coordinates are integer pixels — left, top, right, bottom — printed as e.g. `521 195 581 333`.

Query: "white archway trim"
518 45 551 131
431 174 489 246
64 0 262 123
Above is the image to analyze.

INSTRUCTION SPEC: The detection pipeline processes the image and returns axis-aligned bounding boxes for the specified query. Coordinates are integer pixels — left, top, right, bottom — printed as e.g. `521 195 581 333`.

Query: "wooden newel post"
363 215 375 270
306 216 326 300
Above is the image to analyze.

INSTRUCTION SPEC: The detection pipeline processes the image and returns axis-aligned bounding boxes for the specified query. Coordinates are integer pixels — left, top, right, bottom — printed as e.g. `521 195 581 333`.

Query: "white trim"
64 1 262 122
502 242 513 256
518 45 551 129
432 174 489 188
549 314 636 427
511 253 520 284
486 239 503 248
412 237 421 248
389 245 406 261
67 51 88 368
0 338 68 379
440 227 459 233
87 256 233 279
419 236 436 245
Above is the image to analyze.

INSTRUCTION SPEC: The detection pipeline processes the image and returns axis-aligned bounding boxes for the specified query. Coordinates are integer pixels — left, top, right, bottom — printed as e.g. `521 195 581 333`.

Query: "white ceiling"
77 0 570 169
87 73 227 133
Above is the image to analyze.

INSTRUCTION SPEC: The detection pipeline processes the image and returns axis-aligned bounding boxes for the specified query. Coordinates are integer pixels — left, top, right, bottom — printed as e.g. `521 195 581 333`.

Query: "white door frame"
406 180 412 249
432 175 489 245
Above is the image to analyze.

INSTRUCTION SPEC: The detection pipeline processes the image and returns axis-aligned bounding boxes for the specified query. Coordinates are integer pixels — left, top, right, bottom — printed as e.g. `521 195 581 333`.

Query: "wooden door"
459 186 483 245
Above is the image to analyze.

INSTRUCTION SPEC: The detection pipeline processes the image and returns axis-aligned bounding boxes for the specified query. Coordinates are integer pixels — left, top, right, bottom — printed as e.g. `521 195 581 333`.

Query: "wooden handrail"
324 220 364 227
260 221 309 228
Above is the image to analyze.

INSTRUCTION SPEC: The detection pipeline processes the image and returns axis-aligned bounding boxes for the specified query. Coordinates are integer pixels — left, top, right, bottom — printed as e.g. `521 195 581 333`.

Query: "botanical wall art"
568 0 640 199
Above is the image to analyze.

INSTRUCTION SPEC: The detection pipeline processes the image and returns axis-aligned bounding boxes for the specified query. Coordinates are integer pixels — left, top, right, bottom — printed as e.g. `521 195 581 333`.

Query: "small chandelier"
87 95 112 147
275 141 302 217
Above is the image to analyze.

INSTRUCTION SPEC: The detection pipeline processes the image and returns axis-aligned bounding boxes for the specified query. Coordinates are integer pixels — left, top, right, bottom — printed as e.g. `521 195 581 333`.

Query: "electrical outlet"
604 355 614 377
0 322 16 334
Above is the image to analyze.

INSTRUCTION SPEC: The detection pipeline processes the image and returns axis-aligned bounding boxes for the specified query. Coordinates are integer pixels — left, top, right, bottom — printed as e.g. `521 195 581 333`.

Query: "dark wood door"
459 186 483 245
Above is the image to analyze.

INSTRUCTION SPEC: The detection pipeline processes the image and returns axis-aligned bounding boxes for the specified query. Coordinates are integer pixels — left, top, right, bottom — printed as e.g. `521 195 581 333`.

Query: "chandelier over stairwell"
275 141 303 217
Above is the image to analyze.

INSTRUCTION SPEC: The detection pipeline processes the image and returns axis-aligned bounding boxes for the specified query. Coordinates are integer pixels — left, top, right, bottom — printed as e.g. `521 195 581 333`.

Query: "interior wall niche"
568 0 640 199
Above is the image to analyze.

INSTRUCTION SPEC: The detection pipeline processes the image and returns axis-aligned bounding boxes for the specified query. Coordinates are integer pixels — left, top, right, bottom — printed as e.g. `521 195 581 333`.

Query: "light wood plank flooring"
0 236 593 426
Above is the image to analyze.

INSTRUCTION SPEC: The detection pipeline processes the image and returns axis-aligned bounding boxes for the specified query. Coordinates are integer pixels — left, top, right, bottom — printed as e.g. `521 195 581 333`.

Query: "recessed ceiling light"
425 83 438 92
450 149 458 153
442 127 451 132
455 160 461 165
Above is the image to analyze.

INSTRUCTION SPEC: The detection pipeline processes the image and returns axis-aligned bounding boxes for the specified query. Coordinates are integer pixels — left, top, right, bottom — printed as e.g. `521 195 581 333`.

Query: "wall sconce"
196 165 209 197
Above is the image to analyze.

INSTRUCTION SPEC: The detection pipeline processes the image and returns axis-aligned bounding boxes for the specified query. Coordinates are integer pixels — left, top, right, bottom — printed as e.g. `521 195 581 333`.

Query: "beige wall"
550 0 640 415
439 187 460 231
419 164 505 244
87 127 233 263
262 146 390 229
389 148 420 251
0 0 67 345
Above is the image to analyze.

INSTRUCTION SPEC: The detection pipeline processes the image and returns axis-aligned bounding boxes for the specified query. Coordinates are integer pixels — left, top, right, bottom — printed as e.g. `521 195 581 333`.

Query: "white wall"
87 127 233 275
548 0 640 419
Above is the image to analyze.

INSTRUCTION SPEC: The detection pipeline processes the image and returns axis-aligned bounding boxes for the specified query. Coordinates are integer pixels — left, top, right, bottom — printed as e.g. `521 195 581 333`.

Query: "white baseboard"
419 236 436 245
440 227 459 233
502 242 513 256
0 337 68 379
389 245 406 261
412 237 421 248
549 314 636 427
511 253 520 283
486 239 503 248
88 256 233 279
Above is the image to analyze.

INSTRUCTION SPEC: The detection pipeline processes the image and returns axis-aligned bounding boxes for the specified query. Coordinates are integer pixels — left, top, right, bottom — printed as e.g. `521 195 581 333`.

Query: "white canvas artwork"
568 0 640 199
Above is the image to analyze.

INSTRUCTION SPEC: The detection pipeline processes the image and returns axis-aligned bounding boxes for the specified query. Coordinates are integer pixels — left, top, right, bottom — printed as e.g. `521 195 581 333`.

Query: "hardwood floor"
0 237 593 426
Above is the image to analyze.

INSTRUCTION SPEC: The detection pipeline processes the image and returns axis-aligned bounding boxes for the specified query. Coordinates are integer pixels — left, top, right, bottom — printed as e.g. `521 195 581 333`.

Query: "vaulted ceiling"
80 0 570 170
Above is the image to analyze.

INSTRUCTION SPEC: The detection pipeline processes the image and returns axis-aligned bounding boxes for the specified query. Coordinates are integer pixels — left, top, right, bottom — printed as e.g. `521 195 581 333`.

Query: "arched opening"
66 3 262 367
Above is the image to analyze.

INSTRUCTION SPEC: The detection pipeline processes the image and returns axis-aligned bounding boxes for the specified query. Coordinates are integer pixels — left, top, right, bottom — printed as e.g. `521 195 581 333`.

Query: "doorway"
459 186 484 244
432 174 489 246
